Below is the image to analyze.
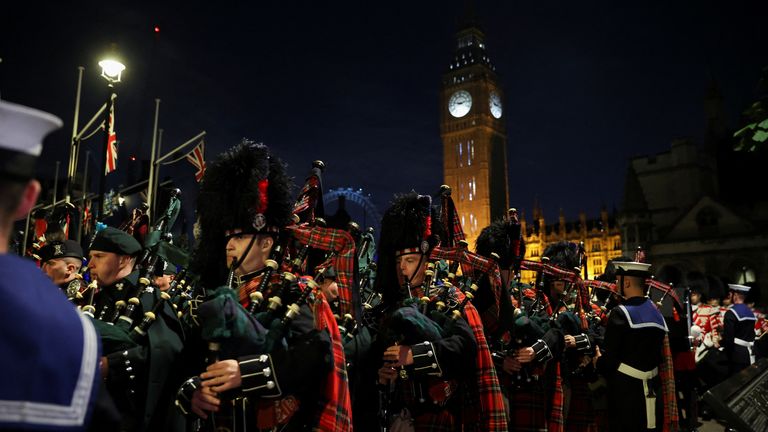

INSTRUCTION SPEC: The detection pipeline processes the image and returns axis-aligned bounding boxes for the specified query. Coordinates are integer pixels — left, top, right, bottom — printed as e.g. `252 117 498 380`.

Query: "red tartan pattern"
288 226 356 318
660 335 679 432
312 292 353 431
440 193 466 248
583 280 618 295
413 410 456 432
522 288 554 317
549 363 565 432
507 385 548 432
564 377 597 431
521 260 580 283
430 246 503 319
233 272 352 431
462 302 508 432
513 289 564 431
647 279 684 311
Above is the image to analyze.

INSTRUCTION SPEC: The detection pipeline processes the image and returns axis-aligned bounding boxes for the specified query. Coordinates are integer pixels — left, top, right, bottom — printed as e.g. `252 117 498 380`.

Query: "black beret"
90 227 142 256
40 240 83 263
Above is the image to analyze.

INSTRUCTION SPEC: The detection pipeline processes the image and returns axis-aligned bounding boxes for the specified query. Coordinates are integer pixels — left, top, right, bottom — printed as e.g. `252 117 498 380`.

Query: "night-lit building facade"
440 22 509 246
519 206 623 283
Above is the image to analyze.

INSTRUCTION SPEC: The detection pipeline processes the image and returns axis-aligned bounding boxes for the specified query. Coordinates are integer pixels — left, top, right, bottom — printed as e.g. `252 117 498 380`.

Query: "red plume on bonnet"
255 179 269 214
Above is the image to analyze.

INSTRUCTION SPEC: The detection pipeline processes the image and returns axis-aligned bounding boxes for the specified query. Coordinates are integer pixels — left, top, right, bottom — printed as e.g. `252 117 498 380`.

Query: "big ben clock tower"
440 21 509 245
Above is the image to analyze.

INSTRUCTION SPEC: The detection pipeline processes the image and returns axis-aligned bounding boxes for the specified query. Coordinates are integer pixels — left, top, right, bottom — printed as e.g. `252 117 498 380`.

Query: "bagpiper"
39 239 87 299
358 192 482 431
87 226 185 431
177 140 352 431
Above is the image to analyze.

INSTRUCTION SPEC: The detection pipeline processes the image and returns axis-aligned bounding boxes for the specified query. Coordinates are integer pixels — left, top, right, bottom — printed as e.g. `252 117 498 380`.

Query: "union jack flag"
186 140 206 182
104 100 117 175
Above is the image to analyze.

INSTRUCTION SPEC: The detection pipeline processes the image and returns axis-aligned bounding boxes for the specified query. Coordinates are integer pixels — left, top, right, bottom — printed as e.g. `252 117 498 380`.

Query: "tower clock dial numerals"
489 91 502 119
448 90 472 118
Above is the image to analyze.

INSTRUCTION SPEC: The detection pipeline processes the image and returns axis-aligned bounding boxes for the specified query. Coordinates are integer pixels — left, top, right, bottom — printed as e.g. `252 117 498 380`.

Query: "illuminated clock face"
489 91 502 119
448 90 472 118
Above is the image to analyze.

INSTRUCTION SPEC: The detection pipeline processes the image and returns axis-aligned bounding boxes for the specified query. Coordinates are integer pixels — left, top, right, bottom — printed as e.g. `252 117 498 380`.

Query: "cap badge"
252 213 266 231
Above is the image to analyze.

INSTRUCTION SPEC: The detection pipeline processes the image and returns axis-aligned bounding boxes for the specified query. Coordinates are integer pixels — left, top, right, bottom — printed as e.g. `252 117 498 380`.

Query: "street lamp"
97 57 125 220
98 59 125 83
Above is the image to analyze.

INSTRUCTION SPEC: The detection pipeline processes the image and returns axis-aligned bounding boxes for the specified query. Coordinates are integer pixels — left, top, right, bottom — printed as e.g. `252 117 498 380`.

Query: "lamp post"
96 58 125 220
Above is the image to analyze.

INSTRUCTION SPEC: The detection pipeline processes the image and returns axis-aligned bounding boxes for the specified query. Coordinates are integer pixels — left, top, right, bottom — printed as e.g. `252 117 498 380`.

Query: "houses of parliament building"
519 206 623 282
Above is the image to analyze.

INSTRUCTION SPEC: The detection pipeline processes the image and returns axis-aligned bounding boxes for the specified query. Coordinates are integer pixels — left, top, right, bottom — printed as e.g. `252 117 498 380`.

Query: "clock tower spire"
440 16 509 245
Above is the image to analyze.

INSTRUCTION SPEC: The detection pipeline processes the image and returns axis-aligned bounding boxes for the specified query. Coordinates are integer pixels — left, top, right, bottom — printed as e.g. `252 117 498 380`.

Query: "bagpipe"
25 202 79 262
175 160 354 430
84 189 188 354
65 266 96 307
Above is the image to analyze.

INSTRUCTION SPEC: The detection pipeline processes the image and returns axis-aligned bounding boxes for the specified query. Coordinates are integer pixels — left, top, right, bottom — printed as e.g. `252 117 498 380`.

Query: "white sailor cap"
728 284 751 293
613 261 652 277
0 99 62 180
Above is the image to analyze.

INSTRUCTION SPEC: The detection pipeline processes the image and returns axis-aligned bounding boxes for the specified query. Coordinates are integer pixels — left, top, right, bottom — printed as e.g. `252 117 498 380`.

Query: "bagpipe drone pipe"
24 202 79 262
85 189 188 354
175 160 355 429
374 244 509 432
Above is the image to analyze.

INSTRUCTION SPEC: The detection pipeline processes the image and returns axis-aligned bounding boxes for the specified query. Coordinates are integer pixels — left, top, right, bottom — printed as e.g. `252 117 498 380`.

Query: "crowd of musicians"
1 99 764 432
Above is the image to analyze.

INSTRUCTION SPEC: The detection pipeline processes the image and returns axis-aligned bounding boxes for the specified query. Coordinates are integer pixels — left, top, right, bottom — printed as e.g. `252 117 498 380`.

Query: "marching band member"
180 141 352 431
542 242 600 432
360 193 480 431
88 227 184 431
721 284 756 374
475 218 565 432
152 259 177 292
39 239 85 294
594 261 677 431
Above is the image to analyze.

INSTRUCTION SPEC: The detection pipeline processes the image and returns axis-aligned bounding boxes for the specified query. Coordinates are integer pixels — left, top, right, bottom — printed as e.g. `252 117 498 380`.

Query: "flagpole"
151 128 163 222
155 131 207 164
67 66 84 203
21 210 32 257
76 150 90 242
52 161 60 208
97 88 115 220
147 98 161 221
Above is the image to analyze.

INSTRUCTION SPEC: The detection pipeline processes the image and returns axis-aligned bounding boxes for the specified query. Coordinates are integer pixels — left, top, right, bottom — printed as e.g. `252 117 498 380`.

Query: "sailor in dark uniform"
721 283 756 374
88 227 184 431
40 239 85 295
595 261 670 432
0 98 109 430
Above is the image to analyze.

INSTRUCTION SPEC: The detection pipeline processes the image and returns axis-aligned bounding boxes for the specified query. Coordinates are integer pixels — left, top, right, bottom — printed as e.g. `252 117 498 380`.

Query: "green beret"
90 227 142 256
155 259 178 276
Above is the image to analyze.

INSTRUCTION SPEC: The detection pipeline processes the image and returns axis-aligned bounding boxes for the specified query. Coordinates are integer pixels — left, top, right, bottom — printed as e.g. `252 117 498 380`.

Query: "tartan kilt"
565 377 597 432
413 410 457 432
506 384 548 432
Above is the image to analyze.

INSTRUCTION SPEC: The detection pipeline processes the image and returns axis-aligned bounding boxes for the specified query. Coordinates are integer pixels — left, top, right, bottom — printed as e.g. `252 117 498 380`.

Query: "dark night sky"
2 0 766 234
